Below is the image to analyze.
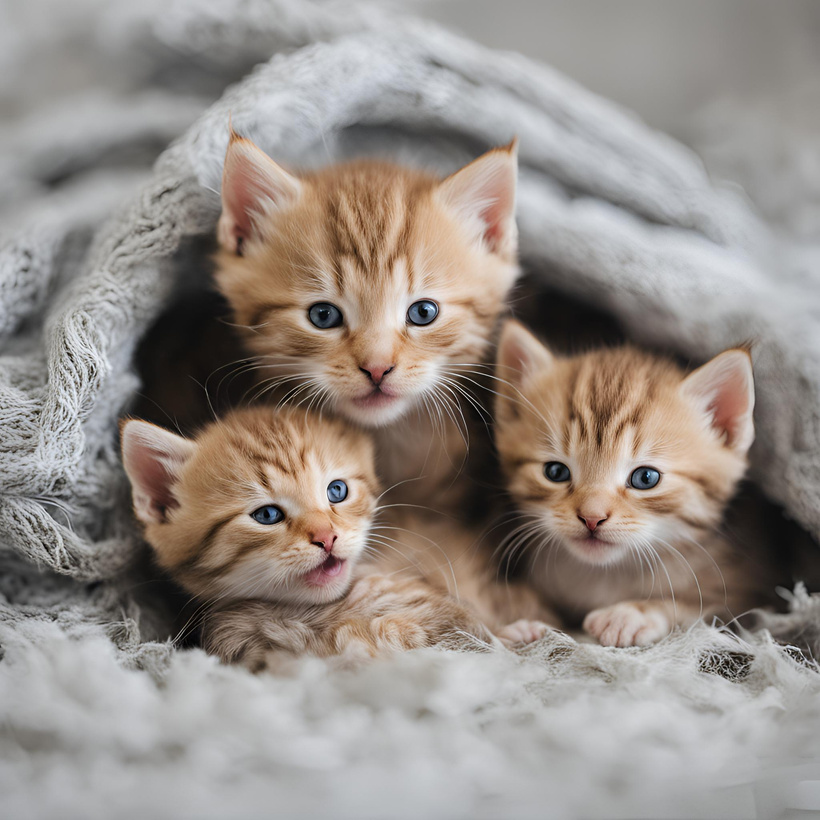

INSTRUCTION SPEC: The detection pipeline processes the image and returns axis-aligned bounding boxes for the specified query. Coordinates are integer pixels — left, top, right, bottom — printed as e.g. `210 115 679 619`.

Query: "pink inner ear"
122 423 194 525
682 351 754 452
499 331 533 380
497 323 554 388
479 185 513 251
219 137 301 253
708 375 750 446
438 146 517 256
222 160 272 246
466 166 515 254
131 451 179 521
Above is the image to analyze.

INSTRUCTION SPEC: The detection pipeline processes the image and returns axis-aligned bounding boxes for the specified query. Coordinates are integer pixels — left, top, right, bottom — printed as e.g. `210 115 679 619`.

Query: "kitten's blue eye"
327 480 348 503
407 300 439 326
544 462 571 482
251 505 284 525
308 303 343 329
630 467 661 490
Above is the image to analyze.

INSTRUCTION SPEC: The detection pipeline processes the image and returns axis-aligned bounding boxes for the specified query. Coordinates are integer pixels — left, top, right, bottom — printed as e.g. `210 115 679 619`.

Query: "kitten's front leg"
583 600 699 647
341 574 495 653
480 578 563 647
202 601 315 671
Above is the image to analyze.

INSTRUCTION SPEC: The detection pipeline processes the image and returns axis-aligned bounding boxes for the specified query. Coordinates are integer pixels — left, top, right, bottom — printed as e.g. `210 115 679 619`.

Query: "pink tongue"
305 555 344 585
322 556 343 576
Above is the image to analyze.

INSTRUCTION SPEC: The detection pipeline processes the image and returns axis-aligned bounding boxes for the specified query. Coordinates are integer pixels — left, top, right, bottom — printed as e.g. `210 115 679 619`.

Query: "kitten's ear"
121 420 197 525
436 139 518 258
496 320 555 411
680 349 755 454
218 129 302 254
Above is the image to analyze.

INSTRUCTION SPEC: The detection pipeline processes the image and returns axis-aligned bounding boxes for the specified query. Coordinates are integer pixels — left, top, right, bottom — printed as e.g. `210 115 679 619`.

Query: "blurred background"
425 0 820 238
425 0 820 143
1 5 819 817
3 0 819 237
5 0 820 134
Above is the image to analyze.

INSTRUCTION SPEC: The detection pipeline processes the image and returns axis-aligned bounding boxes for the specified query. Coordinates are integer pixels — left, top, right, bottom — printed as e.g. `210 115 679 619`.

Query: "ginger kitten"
494 321 773 647
212 131 519 510
120 407 498 668
121 407 378 606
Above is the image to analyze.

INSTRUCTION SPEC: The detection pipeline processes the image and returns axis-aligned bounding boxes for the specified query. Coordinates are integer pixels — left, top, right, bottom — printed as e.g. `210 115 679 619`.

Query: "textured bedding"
2 2 820 817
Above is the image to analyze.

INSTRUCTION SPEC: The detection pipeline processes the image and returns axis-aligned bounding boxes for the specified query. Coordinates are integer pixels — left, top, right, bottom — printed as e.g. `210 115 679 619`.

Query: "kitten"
493 320 774 647
212 130 519 511
120 407 501 668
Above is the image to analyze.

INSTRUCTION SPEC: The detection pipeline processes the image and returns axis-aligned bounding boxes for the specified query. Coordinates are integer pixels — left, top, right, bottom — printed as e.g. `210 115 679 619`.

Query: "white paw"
498 619 550 647
583 603 669 647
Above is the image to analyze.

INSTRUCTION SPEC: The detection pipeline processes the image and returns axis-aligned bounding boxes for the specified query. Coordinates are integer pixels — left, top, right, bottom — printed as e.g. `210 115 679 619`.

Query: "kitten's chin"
565 534 628 567
337 393 410 428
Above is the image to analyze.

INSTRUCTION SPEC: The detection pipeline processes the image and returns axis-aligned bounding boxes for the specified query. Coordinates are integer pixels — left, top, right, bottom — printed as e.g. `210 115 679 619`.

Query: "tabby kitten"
494 320 771 647
120 407 498 667
213 130 519 509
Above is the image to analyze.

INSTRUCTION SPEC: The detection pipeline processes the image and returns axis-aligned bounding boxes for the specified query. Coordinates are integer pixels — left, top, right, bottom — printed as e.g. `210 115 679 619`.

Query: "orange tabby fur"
494 321 773 647
120 407 511 668
122 407 378 605
364 510 558 637
203 574 496 671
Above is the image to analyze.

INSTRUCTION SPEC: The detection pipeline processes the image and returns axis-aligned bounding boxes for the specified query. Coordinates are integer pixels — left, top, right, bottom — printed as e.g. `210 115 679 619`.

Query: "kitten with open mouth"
121 406 540 669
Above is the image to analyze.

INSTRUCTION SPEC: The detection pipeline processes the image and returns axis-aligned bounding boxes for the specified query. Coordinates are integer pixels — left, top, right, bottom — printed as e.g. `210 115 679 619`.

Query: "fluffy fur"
120 407 507 667
494 321 773 646
214 132 519 508
203 574 496 671
7 615 820 820
363 510 557 641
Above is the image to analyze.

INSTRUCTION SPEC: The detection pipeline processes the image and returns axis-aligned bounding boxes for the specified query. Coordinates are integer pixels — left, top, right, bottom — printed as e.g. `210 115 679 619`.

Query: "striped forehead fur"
560 347 681 454
317 160 432 277
199 407 373 484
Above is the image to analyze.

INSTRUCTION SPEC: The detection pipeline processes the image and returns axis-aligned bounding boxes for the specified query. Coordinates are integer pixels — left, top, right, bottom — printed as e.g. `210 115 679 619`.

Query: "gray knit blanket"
3 2 820 817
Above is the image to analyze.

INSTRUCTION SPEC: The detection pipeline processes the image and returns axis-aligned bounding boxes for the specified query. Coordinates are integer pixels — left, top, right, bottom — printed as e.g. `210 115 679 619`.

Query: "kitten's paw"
583 603 670 647
498 619 550 647
372 615 429 651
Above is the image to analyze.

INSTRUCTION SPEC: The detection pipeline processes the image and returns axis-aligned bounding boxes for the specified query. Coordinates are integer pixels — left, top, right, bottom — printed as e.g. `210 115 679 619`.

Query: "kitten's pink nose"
578 514 608 532
359 364 395 386
310 532 338 553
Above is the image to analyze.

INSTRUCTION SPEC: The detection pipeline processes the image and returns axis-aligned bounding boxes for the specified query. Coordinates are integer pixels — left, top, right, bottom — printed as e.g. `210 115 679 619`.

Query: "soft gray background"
5 0 820 142
422 0 820 144
5 0 819 235
418 0 820 243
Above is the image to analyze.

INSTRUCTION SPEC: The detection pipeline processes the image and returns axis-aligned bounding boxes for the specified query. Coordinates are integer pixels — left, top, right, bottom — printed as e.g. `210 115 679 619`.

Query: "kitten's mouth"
352 388 399 409
570 532 619 563
339 387 409 427
304 554 347 587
